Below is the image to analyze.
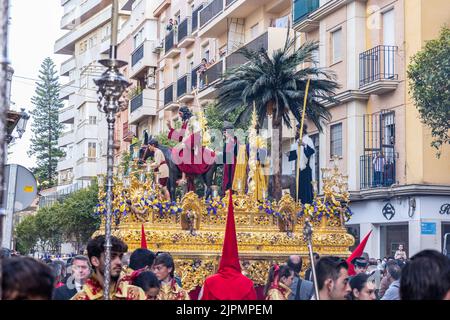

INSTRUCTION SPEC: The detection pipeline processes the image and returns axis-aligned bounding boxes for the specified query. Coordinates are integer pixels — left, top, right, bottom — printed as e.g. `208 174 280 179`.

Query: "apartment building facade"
293 0 450 257
55 0 133 190
110 0 298 174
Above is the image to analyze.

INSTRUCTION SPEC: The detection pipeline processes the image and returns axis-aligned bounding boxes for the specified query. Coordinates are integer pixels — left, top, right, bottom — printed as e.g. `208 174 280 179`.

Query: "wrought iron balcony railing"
360 149 397 189
359 45 398 87
130 92 143 113
293 0 319 24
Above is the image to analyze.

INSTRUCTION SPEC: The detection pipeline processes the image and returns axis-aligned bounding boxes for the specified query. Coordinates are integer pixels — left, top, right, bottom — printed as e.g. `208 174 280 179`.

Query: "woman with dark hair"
347 273 376 300
264 264 294 300
132 271 161 300
152 253 190 300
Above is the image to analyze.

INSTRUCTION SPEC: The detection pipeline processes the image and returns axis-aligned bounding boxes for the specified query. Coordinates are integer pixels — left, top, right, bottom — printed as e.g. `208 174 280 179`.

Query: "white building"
55 0 133 190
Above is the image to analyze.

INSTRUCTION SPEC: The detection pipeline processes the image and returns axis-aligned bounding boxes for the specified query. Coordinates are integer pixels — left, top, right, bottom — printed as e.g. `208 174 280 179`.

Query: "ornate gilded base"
94 192 354 292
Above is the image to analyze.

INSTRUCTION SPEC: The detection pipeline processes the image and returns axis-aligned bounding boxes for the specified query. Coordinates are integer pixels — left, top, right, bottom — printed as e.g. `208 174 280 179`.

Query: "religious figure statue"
288 123 315 204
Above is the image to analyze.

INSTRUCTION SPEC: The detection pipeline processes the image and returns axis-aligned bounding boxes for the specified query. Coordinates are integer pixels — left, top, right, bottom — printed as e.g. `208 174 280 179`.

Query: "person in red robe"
167 106 215 192
199 191 257 300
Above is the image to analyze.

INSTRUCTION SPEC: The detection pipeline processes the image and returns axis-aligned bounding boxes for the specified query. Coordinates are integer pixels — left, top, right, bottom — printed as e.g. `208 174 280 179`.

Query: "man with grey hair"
381 263 401 300
53 255 90 300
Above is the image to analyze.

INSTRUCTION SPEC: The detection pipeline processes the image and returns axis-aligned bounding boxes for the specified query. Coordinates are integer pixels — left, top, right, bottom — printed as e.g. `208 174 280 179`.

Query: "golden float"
94 157 354 292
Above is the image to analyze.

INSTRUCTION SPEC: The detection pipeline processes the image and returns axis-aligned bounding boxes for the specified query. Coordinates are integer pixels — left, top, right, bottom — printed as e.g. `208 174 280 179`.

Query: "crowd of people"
1 237 449 300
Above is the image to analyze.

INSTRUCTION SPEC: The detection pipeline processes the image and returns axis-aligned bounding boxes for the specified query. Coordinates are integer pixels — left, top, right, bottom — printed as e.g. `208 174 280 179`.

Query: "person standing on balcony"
166 19 174 32
372 151 385 187
197 58 208 89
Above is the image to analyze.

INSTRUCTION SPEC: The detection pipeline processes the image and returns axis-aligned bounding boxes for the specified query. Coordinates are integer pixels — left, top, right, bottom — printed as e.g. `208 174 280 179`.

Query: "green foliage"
14 183 101 255
28 57 64 187
120 151 132 175
155 129 178 148
204 102 250 132
59 183 101 253
15 215 38 255
407 26 450 157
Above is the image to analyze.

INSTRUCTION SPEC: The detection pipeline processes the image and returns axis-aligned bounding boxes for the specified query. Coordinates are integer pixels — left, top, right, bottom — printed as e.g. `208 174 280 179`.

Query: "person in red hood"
199 191 257 300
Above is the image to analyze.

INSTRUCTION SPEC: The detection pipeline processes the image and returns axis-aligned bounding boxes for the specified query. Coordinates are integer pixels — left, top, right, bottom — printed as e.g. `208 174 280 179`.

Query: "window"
103 24 111 42
89 116 97 125
202 44 210 61
383 9 395 46
88 142 97 158
250 23 259 39
331 28 342 63
330 123 343 157
134 28 144 49
311 48 319 66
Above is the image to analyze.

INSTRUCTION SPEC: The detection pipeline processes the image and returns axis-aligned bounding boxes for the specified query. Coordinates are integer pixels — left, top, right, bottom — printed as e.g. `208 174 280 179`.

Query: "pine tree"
28 58 64 187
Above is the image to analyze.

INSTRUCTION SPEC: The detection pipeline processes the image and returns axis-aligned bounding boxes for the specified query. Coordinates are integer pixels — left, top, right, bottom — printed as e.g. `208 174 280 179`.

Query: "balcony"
177 74 195 103
294 0 361 33
129 89 157 125
58 130 74 147
198 60 224 100
198 0 289 38
74 157 98 179
293 0 319 25
60 0 110 30
163 29 180 59
191 4 204 34
60 57 76 77
196 27 291 99
60 80 76 100
75 121 99 142
360 150 397 189
359 45 399 95
177 17 195 48
122 122 135 142
57 158 74 172
153 0 171 17
59 105 75 124
164 84 179 110
225 31 269 69
130 40 158 80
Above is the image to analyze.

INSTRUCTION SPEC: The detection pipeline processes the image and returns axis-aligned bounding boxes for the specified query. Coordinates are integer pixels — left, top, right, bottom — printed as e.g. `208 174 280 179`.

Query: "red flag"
346 230 372 276
140 224 148 249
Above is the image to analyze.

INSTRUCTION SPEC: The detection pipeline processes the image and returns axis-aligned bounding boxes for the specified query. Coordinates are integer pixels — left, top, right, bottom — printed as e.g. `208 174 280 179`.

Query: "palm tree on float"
216 38 340 201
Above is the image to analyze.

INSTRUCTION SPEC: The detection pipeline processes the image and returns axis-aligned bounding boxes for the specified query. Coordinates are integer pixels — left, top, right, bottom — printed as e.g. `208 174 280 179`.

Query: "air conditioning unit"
152 40 164 53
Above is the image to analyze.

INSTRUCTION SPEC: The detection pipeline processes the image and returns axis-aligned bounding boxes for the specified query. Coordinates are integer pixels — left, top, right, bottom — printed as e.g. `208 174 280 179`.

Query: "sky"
7 0 69 170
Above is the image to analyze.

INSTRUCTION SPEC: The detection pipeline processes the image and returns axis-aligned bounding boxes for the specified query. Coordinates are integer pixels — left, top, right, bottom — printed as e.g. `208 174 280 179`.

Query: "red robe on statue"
200 191 257 300
168 122 215 175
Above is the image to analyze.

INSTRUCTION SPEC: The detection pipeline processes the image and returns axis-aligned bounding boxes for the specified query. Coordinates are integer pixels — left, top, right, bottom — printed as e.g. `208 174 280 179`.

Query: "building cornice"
321 89 369 108
349 184 450 202
294 0 368 33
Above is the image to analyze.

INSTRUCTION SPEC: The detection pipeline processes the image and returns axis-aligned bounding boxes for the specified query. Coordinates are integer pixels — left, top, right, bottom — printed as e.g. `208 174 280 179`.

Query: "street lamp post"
94 0 130 300
0 0 10 300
